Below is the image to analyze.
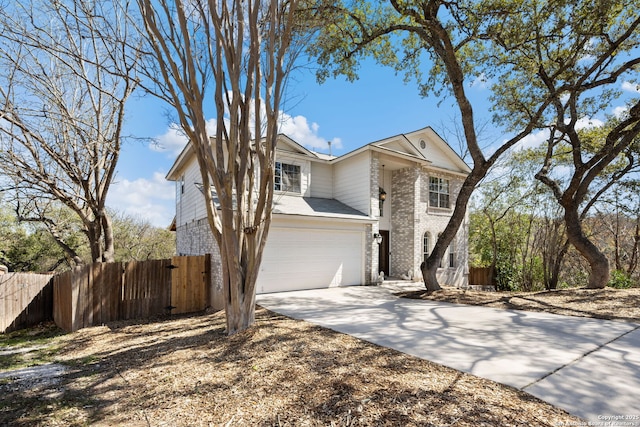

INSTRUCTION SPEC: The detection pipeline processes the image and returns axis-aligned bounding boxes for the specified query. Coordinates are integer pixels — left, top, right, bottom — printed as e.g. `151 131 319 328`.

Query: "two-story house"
166 126 471 297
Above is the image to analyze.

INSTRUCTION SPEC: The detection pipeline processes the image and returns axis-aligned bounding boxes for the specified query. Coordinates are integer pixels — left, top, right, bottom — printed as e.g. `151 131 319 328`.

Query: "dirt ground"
0 304 588 426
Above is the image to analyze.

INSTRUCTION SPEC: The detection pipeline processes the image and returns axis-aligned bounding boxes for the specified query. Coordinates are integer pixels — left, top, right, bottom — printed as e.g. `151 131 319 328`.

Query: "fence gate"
170 254 210 315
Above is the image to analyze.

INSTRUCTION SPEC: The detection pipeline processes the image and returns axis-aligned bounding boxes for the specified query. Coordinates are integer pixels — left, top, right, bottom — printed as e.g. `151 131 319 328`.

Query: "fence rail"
0 272 54 333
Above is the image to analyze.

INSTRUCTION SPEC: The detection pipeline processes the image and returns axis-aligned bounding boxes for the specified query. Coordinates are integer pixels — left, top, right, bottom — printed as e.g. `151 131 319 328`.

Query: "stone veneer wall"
368 152 380 284
387 165 469 286
176 219 224 309
416 170 469 287
390 166 419 278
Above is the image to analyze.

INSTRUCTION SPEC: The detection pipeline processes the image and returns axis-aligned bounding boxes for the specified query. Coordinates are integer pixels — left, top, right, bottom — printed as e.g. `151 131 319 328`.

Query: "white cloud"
612 105 629 118
278 113 342 152
512 129 549 151
575 117 604 130
622 81 640 93
108 172 175 227
151 111 339 157
150 123 188 157
470 73 488 89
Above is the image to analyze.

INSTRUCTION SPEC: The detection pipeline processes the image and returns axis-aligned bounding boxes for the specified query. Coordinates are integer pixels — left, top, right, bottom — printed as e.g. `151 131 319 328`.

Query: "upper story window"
275 162 301 193
429 177 450 209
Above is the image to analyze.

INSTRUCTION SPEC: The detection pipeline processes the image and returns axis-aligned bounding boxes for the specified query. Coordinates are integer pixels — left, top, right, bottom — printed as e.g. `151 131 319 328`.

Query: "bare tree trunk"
101 212 115 263
86 221 103 264
547 240 569 290
564 209 609 288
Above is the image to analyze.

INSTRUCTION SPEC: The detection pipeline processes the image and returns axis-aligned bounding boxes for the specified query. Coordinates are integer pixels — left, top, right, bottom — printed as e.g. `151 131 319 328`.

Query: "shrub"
608 270 635 289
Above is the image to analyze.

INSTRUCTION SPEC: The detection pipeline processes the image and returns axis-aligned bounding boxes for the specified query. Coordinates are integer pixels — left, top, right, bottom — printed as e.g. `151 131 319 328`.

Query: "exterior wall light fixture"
379 186 387 216
373 233 383 245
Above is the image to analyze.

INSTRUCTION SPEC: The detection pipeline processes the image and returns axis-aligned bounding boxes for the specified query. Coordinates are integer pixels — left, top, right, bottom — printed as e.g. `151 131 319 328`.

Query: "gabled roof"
275 134 320 158
166 125 471 182
404 126 471 174
333 136 431 166
166 134 324 181
371 133 425 158
166 141 194 181
328 125 471 175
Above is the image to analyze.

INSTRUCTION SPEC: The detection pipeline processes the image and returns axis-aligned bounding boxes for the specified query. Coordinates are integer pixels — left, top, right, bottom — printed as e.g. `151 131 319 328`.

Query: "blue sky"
106 58 638 228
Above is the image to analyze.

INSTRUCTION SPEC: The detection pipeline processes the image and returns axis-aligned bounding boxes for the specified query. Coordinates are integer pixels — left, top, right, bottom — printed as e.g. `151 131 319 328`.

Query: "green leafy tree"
477 0 640 288
313 0 639 289
112 212 175 262
0 200 84 272
307 0 567 290
469 161 549 291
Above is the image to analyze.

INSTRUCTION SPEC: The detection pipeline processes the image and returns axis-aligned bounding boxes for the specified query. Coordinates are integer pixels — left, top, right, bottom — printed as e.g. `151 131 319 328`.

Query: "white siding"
422 138 455 170
310 162 333 198
384 140 411 154
177 159 208 226
404 130 465 173
334 152 371 214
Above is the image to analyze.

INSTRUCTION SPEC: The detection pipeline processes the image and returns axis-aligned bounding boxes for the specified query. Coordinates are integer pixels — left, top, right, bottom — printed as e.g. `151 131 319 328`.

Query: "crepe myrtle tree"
136 0 305 334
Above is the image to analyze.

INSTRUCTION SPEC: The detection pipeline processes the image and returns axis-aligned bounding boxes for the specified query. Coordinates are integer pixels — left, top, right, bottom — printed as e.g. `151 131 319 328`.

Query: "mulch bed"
0 308 582 426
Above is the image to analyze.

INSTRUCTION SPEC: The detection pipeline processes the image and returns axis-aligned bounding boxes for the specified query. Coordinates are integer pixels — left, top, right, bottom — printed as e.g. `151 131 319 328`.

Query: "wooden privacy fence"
53 255 210 332
468 266 496 287
0 272 54 333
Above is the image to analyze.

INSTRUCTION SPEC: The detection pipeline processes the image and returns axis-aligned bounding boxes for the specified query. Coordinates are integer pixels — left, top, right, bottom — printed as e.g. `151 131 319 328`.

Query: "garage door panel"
258 227 363 294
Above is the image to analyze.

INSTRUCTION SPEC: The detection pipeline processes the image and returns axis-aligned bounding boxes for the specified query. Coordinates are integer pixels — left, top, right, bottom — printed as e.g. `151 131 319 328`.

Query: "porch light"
379 187 387 217
373 233 383 245
379 187 387 202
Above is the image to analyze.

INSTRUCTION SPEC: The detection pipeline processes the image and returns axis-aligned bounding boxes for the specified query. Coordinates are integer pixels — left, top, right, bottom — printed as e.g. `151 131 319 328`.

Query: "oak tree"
309 0 639 289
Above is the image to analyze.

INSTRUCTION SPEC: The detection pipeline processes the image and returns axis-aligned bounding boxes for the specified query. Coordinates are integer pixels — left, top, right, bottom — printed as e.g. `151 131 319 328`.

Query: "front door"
378 230 390 277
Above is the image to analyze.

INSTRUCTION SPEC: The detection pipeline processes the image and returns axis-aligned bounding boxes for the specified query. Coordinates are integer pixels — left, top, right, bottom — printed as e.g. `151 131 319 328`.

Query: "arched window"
449 240 456 268
423 232 430 263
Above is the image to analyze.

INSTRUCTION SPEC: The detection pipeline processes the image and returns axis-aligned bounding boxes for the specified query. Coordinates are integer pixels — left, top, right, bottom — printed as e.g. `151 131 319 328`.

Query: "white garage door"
257 227 364 294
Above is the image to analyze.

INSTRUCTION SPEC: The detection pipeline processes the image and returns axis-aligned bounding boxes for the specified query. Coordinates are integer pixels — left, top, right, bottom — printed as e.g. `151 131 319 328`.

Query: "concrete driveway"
257 283 640 422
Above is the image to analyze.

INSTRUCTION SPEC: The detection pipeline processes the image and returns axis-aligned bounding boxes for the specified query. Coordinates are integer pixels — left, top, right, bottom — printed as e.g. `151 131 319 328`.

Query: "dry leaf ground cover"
0 306 584 427
396 286 640 324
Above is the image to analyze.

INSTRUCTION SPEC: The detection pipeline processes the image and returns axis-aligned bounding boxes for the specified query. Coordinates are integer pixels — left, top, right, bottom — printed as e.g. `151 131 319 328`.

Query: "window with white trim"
275 162 301 193
423 232 430 263
429 177 450 209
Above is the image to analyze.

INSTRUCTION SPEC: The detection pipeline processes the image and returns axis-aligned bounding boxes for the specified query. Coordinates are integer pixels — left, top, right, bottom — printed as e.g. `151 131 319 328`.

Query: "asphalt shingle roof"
272 195 372 221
